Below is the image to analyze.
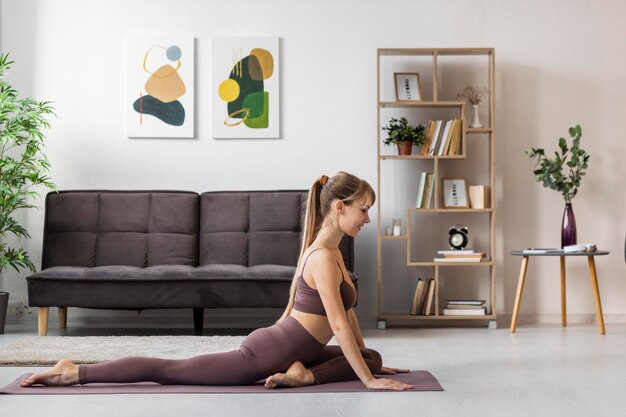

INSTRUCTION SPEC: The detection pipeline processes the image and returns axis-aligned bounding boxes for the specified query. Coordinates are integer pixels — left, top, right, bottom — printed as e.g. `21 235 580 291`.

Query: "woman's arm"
308 251 411 390
347 309 366 349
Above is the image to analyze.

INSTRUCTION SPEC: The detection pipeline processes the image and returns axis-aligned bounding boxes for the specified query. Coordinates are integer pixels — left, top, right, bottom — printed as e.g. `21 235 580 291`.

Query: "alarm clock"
449 225 469 250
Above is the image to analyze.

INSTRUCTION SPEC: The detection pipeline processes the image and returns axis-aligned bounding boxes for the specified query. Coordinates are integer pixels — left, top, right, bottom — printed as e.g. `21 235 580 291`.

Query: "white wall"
1 0 625 326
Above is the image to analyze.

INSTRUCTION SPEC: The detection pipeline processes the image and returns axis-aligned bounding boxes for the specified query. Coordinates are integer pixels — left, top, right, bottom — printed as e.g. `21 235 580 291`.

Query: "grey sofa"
27 190 356 335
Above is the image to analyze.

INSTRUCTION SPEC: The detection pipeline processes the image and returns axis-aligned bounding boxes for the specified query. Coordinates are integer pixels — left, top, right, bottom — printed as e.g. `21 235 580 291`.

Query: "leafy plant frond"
382 117 425 146
525 125 589 203
0 52 56 274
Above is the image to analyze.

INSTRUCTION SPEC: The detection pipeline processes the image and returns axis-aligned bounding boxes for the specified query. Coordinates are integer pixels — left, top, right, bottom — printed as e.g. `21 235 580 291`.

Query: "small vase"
397 141 413 156
561 203 577 248
470 104 483 128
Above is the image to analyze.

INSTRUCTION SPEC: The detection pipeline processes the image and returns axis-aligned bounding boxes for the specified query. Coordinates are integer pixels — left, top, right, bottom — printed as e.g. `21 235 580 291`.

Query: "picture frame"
394 72 422 101
442 178 468 208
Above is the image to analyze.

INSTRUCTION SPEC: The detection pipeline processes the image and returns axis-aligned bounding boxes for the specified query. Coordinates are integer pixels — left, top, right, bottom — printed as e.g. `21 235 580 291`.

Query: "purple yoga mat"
0 371 442 395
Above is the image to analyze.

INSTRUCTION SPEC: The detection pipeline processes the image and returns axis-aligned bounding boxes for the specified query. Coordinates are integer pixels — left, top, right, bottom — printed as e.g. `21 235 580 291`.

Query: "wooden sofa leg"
38 307 49 336
193 308 204 333
58 307 67 329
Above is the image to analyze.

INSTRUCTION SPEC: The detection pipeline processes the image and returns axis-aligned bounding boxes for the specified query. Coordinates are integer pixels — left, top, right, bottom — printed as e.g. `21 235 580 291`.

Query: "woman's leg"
305 346 383 384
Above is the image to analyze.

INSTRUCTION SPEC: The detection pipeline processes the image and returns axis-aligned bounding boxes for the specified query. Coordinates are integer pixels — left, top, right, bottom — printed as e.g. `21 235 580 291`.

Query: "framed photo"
394 72 422 101
442 178 468 208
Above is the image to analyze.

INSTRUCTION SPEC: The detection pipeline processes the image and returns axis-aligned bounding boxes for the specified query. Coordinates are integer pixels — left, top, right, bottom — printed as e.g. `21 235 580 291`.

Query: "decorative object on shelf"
0 53 56 333
212 37 280 138
394 72 422 101
457 86 488 128
392 218 402 236
126 35 195 138
381 117 425 156
385 226 392 236
448 226 469 250
469 185 489 209
442 178 468 208
525 125 589 247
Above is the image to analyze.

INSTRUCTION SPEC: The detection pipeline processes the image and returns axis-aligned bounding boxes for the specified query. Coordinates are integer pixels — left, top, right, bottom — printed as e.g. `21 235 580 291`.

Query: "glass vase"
561 203 577 248
470 104 483 128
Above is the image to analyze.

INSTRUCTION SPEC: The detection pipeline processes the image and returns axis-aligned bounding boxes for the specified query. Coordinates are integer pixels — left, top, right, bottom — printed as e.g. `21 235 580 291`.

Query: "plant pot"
0 292 8 334
561 203 577 248
397 141 413 156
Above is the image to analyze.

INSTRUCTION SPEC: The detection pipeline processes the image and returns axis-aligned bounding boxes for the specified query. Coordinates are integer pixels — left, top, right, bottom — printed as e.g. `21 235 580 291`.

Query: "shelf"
467 127 492 134
407 261 494 267
380 154 465 160
378 313 496 320
380 101 465 108
380 235 407 240
408 208 493 213
378 48 493 57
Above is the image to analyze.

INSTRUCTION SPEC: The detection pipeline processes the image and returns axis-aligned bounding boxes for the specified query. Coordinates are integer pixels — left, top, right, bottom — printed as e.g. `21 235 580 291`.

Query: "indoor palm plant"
525 125 589 247
382 116 425 156
0 52 56 333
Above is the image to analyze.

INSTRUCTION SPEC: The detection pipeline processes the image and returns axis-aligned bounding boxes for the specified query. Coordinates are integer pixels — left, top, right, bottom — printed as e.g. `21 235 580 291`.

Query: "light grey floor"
1 321 624 417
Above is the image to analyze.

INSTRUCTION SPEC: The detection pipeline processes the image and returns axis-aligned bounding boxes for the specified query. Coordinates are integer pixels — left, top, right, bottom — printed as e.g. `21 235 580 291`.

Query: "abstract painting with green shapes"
212 37 280 138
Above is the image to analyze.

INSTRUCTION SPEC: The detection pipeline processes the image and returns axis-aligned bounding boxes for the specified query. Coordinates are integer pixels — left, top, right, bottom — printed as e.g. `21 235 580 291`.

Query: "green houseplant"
382 117 425 156
525 124 589 247
0 52 56 332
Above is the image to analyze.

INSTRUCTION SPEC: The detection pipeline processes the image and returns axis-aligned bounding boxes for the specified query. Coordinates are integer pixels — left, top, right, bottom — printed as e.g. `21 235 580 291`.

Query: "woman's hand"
378 366 410 375
365 377 414 391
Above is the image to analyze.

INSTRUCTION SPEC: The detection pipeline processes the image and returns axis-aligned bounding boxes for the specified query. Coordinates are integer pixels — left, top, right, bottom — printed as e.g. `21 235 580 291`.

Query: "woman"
21 172 413 391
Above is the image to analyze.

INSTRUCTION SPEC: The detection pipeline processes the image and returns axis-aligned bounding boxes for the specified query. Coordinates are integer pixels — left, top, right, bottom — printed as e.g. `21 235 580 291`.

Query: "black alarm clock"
449 225 468 250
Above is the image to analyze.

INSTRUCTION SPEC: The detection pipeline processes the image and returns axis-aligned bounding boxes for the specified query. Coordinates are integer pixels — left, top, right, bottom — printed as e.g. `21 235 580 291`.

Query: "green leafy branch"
382 117 425 146
525 125 589 203
0 52 56 273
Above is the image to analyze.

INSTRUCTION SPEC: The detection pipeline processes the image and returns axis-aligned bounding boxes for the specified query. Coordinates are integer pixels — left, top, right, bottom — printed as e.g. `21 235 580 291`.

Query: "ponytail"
277 175 327 322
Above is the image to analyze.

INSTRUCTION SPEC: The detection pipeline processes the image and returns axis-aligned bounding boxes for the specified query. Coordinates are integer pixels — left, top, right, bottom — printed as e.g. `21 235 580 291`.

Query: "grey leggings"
78 316 382 386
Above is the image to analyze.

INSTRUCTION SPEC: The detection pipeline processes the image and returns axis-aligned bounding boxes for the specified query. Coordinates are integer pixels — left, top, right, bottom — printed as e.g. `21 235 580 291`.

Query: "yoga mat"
0 371 443 394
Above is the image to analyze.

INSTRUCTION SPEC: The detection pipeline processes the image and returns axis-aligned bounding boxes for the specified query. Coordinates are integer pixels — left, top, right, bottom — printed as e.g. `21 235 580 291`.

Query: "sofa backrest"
199 191 354 270
42 191 199 268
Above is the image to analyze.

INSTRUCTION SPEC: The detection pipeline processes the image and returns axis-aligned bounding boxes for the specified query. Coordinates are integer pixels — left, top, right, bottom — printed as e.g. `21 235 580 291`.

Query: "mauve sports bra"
293 248 357 316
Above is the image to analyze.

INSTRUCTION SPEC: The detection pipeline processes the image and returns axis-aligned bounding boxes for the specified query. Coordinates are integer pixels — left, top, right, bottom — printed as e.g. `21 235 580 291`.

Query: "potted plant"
0 53 56 333
457 86 488 128
382 117 425 156
525 125 589 247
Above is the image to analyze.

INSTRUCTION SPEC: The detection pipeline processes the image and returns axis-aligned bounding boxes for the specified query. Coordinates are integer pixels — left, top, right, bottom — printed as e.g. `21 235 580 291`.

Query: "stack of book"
433 249 486 262
416 172 434 208
443 300 487 316
421 119 463 156
410 278 436 316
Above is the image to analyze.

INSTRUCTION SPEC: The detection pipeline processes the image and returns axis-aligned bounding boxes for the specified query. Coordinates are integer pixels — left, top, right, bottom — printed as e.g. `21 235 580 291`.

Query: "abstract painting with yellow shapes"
212 37 280 138
126 36 194 138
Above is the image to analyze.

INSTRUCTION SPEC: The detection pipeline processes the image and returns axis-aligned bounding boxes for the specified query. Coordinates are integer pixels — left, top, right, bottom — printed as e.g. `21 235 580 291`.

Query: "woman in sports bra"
21 172 413 391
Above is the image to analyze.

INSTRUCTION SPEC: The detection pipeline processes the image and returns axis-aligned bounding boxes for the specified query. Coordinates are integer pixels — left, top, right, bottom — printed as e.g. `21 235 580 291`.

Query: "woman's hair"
277 171 375 322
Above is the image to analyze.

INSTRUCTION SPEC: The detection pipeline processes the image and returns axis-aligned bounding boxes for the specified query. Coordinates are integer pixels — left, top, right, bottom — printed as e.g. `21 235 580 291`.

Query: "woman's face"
339 196 372 237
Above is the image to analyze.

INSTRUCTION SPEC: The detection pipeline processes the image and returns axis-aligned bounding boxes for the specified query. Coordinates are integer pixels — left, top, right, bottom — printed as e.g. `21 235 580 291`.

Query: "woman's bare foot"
20 358 80 387
265 360 315 389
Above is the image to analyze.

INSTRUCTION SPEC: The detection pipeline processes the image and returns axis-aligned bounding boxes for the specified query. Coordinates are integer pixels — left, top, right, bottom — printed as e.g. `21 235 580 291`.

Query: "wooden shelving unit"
376 47 496 329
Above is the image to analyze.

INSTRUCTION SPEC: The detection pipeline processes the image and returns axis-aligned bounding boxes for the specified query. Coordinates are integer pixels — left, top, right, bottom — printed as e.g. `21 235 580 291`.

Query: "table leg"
587 256 606 335
560 256 567 327
510 256 529 333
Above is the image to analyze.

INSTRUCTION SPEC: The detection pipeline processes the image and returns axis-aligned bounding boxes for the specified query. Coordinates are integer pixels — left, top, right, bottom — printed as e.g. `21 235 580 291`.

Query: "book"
424 279 435 315
415 172 427 208
437 249 475 255
443 307 486 316
420 121 436 155
448 119 462 155
427 120 443 155
434 257 483 263
443 252 485 258
447 300 485 305
445 303 485 309
436 120 452 155
410 279 426 315
421 173 434 208
522 248 563 254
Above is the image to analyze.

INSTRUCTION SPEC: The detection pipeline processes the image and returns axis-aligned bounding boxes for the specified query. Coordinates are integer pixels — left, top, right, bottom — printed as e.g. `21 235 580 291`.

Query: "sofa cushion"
192 264 295 280
42 191 199 269
199 191 306 267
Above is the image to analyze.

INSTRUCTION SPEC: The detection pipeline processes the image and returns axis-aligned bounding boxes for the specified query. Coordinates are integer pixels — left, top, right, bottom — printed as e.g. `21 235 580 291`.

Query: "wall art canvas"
212 37 280 138
126 36 194 138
